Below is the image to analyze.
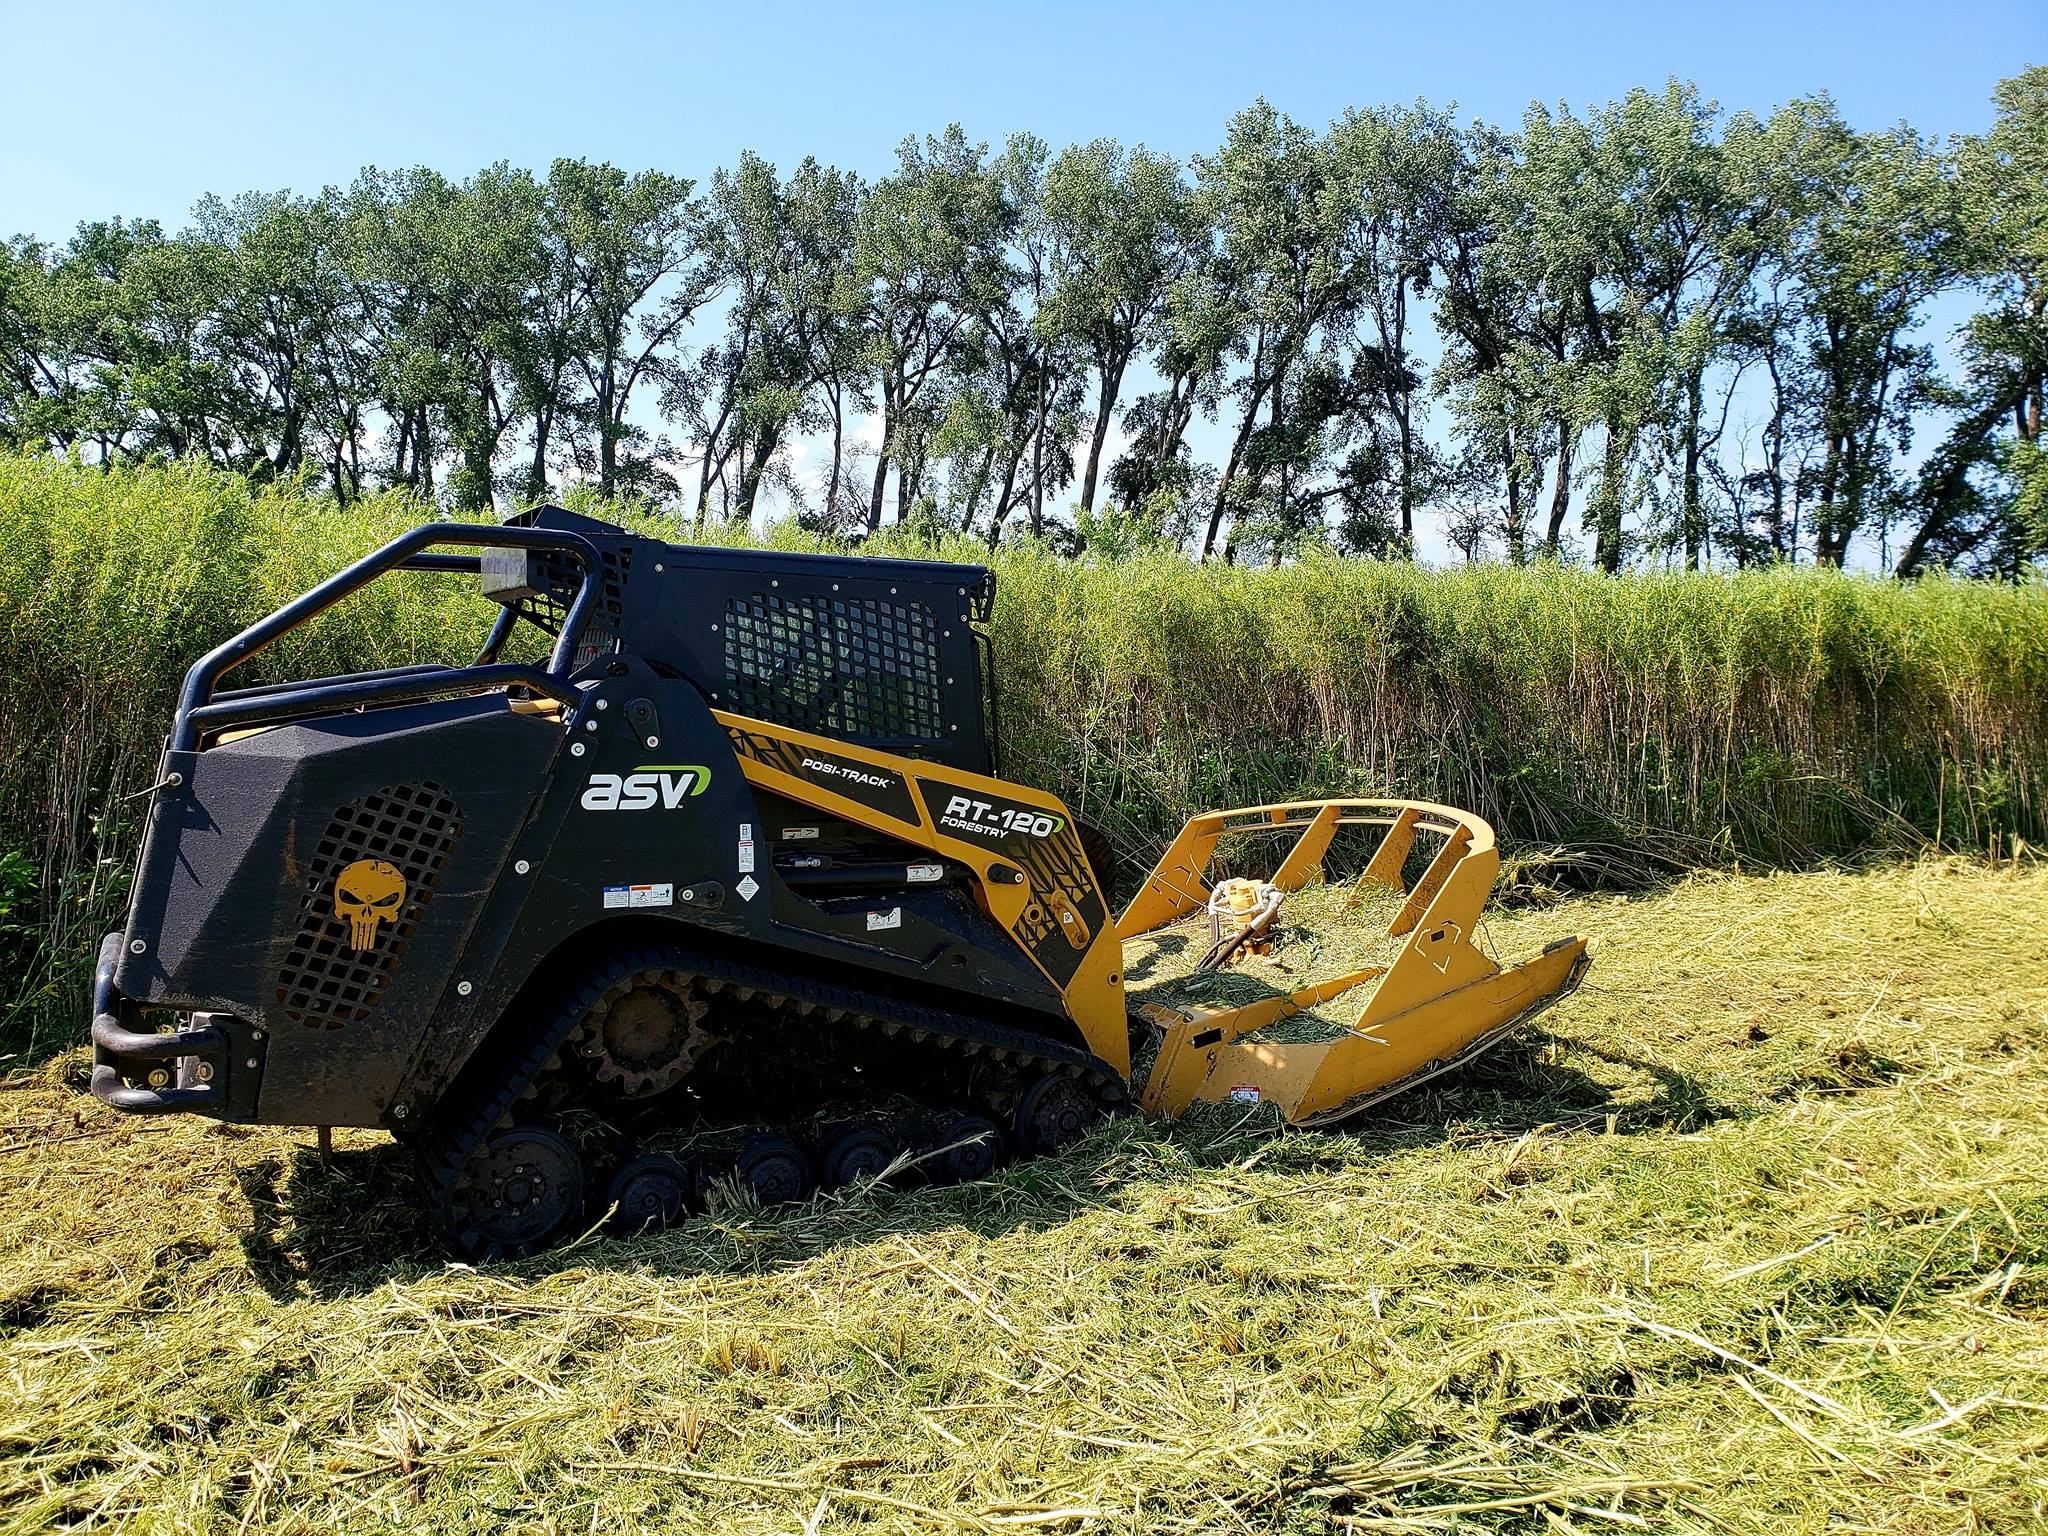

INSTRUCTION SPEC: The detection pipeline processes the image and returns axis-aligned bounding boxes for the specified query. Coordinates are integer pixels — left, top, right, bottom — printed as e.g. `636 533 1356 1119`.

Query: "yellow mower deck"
1120 800 1589 1127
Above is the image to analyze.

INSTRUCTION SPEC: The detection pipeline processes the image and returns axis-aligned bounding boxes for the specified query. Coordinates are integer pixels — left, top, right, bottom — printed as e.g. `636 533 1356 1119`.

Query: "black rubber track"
416 939 1128 1260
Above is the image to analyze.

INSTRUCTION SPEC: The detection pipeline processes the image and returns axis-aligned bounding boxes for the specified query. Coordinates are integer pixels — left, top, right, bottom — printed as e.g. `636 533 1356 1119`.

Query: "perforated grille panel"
724 592 944 742
515 547 632 667
275 782 463 1030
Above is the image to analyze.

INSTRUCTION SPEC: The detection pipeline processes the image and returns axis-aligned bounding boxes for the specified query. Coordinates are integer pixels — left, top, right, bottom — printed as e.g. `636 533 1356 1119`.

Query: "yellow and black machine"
91 507 1586 1258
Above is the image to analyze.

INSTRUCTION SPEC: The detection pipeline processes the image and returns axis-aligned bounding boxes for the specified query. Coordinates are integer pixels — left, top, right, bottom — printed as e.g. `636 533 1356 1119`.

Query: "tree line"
2 71 2041 574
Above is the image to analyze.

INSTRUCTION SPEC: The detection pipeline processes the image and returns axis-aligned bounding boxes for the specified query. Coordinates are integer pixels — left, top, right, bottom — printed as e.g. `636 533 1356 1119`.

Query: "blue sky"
2 0 2036 558
4 0 2030 240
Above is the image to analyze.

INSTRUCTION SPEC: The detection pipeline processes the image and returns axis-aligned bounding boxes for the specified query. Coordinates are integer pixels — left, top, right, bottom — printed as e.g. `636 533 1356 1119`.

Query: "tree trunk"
391 409 411 487
1203 398 1265 561
962 442 996 533
824 390 843 521
274 403 302 482
992 439 1025 538
1814 432 1844 567
1681 369 1705 571
1502 427 1526 564
696 383 737 522
1078 354 1126 514
1392 286 1413 544
597 357 618 496
1895 394 2013 577
1542 421 1576 554
1591 421 1631 574
1271 361 1289 550
1029 367 1046 537
866 374 894 533
527 401 553 503
735 421 781 523
867 452 889 532
1203 330 1270 560
1397 400 1415 544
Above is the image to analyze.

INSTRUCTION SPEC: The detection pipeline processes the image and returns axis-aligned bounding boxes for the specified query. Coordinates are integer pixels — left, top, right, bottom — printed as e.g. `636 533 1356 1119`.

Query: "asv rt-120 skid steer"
92 509 1588 1258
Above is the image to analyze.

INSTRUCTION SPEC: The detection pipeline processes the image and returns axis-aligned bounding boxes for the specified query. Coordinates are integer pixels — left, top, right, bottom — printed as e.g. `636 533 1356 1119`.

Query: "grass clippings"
2 859 2045 1533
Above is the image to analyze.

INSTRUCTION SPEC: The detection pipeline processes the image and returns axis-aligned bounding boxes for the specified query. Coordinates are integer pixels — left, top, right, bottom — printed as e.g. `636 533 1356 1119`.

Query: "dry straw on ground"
3 859 2045 1533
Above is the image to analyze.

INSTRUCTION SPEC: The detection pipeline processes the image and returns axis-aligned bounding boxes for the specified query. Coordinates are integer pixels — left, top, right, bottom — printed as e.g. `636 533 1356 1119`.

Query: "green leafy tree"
940 134 1085 542
854 127 1012 530
1428 123 1554 562
344 165 549 508
778 159 870 525
688 152 822 523
545 160 713 498
1039 139 1199 514
1898 67 2048 574
1194 102 1362 559
1106 239 1237 529
188 191 366 485
1326 102 1459 548
1776 116 1957 565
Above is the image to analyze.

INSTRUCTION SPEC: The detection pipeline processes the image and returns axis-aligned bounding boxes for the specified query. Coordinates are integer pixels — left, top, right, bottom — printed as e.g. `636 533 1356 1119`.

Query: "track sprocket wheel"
440 1124 586 1260
576 967 716 1099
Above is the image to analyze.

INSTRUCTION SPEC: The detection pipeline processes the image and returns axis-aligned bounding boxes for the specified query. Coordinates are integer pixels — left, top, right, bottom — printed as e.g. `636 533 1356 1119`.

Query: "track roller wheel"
605 1152 693 1235
1013 1073 1106 1158
736 1133 813 1207
442 1124 587 1261
819 1126 897 1189
927 1113 1004 1184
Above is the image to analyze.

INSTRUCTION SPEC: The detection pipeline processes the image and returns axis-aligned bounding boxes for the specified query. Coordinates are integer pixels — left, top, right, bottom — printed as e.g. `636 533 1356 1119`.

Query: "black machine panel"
496 507 997 774
274 779 464 1030
114 697 563 1126
391 673 1076 1113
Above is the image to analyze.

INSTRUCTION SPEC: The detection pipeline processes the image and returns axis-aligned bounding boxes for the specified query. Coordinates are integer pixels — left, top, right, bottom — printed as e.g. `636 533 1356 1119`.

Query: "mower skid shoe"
1120 798 1591 1124
1144 935 1588 1125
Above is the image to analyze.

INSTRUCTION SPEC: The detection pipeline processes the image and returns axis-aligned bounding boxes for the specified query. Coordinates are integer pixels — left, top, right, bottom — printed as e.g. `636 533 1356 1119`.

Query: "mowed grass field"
2 860 2044 1534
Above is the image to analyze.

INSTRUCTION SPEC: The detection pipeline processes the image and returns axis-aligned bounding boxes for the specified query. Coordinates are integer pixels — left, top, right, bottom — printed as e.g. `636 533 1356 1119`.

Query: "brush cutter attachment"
1119 800 1588 1127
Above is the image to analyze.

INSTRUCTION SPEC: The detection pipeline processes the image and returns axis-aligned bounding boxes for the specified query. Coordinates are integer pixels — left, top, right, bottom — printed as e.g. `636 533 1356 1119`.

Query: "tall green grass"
991 547 2048 877
4 453 2044 1052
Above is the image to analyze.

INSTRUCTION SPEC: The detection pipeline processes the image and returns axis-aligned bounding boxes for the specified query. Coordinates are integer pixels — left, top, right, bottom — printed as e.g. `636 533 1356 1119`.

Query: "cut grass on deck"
2 859 2044 1534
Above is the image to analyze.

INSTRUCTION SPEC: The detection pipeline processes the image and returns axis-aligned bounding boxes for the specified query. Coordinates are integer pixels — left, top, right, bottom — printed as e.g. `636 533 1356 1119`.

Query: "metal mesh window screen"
275 782 462 1030
724 592 944 742
515 548 631 666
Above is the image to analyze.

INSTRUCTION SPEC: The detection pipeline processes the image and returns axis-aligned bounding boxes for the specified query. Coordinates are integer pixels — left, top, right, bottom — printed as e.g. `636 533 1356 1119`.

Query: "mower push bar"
167 523 604 751
88 933 229 1114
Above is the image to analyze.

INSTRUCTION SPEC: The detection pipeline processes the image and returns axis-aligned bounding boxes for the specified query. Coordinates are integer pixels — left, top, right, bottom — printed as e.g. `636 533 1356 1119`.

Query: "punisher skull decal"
334 858 407 951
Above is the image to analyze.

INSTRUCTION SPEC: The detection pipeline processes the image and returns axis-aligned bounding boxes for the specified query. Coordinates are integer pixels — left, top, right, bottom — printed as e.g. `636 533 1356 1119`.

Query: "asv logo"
581 765 711 811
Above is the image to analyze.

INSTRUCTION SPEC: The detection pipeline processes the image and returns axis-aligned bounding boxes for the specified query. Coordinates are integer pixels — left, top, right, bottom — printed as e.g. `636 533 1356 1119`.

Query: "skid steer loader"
91 508 1588 1258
